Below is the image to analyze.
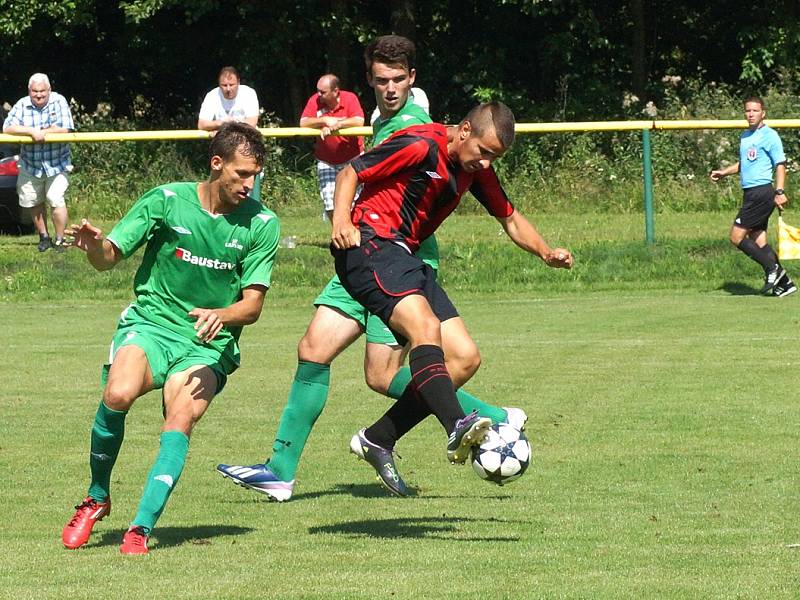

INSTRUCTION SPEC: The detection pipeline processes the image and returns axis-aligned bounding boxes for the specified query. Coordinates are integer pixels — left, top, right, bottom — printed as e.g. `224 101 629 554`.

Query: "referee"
711 96 795 296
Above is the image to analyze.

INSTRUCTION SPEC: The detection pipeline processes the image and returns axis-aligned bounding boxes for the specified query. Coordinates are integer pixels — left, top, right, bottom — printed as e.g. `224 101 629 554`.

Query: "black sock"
408 344 463 432
364 383 429 449
763 243 780 267
738 238 777 272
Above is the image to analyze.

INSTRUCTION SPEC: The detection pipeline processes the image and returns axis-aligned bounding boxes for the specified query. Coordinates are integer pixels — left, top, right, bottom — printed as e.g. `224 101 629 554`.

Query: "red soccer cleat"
120 525 150 555
62 496 111 549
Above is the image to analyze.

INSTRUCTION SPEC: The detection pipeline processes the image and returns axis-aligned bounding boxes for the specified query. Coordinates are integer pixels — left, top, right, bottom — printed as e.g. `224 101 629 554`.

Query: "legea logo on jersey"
175 247 235 270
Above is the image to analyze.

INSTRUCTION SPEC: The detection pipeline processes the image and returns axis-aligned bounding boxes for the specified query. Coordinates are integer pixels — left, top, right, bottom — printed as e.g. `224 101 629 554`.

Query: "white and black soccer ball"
471 423 531 485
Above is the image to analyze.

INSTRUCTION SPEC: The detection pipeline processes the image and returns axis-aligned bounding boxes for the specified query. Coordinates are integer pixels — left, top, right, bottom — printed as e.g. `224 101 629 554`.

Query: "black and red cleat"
120 525 150 555
62 496 111 549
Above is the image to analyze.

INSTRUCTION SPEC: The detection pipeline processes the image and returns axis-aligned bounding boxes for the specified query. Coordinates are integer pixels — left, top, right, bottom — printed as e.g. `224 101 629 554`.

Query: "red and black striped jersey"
349 123 514 252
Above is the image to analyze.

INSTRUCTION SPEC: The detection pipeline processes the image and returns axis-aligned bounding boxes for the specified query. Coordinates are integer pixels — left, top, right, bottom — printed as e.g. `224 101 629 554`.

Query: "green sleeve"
106 187 167 258
241 212 280 289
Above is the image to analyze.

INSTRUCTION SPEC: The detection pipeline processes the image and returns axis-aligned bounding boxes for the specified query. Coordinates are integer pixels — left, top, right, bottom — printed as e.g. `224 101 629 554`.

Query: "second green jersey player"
216 35 523 502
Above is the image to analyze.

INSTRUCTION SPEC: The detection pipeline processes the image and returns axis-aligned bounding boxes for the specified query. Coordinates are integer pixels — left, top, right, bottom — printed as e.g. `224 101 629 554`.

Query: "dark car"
0 144 29 233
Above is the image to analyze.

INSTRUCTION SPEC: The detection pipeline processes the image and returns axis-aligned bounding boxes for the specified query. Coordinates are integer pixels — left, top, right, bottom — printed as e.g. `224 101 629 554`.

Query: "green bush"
63 79 798 220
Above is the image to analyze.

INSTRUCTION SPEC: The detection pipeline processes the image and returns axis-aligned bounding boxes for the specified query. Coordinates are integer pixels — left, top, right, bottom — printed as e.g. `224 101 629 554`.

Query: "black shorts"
333 233 458 346
735 184 776 231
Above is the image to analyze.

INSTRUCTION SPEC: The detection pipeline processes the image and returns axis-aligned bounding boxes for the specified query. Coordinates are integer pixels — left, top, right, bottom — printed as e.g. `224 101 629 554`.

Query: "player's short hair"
463 102 516 149
28 73 51 90
218 66 240 81
210 122 265 166
743 96 765 109
364 35 416 73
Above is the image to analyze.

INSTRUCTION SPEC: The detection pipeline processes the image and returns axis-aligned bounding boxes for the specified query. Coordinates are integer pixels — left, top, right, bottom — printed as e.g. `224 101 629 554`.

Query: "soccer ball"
471 423 531 485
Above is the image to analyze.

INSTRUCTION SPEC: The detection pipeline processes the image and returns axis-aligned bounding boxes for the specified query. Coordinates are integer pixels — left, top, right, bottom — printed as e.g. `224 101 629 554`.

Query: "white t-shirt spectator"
199 84 260 123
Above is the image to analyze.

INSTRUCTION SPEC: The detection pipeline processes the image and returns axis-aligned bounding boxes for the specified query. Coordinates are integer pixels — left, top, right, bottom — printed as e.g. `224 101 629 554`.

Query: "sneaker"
447 411 492 464
216 463 295 502
349 429 409 497
120 525 150 555
773 274 798 298
62 496 111 549
761 265 786 295
37 236 52 252
53 239 66 253
503 407 528 431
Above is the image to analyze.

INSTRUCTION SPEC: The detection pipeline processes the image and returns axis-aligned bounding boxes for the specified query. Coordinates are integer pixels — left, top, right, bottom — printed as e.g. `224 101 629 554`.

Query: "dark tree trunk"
631 0 647 100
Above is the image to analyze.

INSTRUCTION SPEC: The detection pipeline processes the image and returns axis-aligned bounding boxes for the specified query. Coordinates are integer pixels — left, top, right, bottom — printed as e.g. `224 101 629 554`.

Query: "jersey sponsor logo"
425 170 442 179
747 146 758 161
225 238 243 250
175 247 235 270
172 226 193 235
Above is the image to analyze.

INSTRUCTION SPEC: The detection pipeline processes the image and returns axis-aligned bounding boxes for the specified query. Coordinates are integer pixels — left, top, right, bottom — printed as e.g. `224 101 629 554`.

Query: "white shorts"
17 167 69 209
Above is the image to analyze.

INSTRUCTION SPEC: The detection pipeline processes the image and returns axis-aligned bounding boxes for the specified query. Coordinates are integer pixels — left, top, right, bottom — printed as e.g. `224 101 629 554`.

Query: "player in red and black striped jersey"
331 102 573 479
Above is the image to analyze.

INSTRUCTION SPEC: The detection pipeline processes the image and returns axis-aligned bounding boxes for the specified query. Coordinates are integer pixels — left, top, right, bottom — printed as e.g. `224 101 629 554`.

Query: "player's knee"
297 334 331 364
102 384 138 411
162 411 195 436
364 368 391 395
449 348 481 384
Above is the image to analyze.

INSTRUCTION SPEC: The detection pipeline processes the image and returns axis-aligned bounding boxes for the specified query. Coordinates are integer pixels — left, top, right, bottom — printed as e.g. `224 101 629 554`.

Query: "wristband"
775 188 785 195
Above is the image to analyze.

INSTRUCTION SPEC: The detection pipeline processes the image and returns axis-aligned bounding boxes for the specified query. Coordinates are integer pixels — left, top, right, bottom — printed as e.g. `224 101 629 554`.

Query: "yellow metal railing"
2 119 794 244
2 119 798 144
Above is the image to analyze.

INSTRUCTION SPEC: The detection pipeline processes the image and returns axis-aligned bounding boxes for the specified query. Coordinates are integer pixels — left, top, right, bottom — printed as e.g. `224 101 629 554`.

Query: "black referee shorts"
735 184 776 231
333 233 458 346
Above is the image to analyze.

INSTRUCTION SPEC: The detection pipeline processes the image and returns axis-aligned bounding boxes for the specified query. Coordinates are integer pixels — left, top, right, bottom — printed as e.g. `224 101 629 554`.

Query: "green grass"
2 289 800 598
1 211 799 598
0 210 779 301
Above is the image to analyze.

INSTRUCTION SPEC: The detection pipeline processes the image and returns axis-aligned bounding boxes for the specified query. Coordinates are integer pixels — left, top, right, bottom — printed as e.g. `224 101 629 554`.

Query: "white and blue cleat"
216 463 295 502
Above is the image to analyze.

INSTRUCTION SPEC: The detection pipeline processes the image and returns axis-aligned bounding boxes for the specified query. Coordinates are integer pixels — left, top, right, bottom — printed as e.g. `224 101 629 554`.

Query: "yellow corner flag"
778 214 800 260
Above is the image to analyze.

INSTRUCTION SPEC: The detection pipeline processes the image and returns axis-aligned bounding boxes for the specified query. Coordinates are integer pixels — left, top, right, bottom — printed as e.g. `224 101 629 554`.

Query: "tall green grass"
0 211 786 302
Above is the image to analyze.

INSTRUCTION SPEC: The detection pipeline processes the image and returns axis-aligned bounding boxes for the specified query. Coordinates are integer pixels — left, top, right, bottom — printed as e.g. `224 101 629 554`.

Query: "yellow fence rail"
1 119 798 144
2 119 794 244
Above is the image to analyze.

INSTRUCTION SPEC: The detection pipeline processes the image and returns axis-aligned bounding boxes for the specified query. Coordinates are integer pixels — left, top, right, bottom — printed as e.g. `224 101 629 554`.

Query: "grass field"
1 212 799 598
2 291 799 598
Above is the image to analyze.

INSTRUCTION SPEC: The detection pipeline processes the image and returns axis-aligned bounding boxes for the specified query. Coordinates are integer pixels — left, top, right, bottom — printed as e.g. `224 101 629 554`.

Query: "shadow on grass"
719 281 760 295
309 516 522 541
221 482 515 503
87 524 255 551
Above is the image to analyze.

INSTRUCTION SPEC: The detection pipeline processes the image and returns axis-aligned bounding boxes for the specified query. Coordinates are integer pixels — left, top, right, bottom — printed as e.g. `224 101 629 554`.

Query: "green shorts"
314 275 399 345
101 310 232 394
314 235 440 346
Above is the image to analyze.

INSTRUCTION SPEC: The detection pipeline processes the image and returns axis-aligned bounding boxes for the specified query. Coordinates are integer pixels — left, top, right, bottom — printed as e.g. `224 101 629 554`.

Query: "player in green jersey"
61 122 280 555
217 35 523 500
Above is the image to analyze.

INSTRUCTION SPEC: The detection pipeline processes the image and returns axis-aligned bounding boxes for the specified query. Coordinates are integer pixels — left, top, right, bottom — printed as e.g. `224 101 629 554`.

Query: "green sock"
389 367 508 424
266 361 330 481
131 430 189 532
87 401 127 501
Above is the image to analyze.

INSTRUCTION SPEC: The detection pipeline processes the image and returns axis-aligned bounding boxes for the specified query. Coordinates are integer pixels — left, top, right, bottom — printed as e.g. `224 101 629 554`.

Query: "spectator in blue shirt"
711 96 794 296
3 73 75 252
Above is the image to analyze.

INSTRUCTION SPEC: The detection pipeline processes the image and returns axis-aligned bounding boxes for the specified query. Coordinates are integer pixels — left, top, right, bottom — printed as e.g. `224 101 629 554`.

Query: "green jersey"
372 99 432 145
107 182 280 364
372 98 439 267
